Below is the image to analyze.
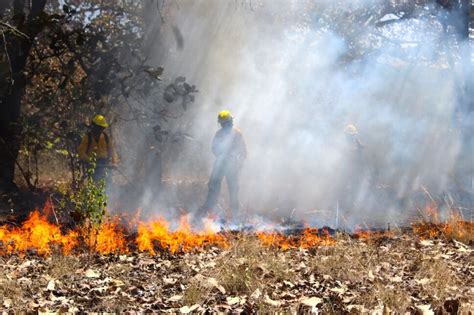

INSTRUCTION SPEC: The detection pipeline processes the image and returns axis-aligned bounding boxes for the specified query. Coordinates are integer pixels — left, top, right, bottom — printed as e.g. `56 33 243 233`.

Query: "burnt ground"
0 234 472 313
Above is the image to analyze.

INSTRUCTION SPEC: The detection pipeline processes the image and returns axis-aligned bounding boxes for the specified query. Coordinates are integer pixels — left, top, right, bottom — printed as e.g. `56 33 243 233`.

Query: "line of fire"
0 1 473 313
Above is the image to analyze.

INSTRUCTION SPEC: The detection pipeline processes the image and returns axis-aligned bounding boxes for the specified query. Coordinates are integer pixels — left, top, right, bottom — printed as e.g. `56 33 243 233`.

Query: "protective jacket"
77 132 119 165
202 126 246 217
211 127 247 162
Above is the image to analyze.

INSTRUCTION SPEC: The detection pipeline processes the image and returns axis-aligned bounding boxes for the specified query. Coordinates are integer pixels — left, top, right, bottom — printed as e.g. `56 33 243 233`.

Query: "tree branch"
1 31 13 93
0 21 29 39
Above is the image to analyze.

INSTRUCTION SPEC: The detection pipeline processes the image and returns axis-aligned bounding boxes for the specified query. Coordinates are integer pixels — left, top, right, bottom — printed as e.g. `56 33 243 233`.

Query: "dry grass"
46 254 83 279
182 234 295 306
360 283 411 313
310 236 469 313
0 220 472 312
106 262 132 286
91 296 132 312
415 258 460 306
413 207 474 245
179 230 472 312
311 239 412 312
213 235 294 295
183 282 209 306
0 277 23 309
311 238 377 283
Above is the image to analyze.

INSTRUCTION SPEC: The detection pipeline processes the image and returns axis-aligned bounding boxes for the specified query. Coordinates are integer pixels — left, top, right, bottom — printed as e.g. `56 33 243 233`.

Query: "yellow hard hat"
344 124 358 135
217 110 232 123
92 114 109 128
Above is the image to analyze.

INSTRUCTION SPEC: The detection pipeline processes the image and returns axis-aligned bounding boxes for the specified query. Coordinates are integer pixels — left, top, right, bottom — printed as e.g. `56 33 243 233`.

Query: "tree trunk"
0 0 47 191
0 82 23 190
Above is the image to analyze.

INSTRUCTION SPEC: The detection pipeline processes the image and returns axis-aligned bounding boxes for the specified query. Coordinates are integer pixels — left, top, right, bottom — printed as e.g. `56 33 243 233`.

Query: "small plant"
56 154 108 254
58 154 107 227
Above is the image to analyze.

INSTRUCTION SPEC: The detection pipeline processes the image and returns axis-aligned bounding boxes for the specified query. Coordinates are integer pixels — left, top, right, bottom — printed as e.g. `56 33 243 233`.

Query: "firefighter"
341 123 365 212
199 110 247 220
77 114 119 182
344 124 364 151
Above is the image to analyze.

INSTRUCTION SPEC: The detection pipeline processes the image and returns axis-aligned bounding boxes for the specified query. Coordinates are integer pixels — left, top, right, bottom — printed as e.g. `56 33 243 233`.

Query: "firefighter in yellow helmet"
199 110 247 220
344 124 363 150
77 115 119 182
341 123 366 213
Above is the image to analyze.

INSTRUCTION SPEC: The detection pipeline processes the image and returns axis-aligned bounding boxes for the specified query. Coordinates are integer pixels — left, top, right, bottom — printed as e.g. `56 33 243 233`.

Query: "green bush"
58 154 107 227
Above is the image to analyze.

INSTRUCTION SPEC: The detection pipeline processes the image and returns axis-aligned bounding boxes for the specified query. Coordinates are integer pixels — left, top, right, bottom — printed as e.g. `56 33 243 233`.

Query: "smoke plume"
114 0 473 230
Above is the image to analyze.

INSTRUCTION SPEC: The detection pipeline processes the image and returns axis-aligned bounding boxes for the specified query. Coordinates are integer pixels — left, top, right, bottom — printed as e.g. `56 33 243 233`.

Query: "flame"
412 206 473 241
257 227 335 250
90 220 127 255
1 203 471 257
353 226 395 241
0 210 78 256
136 214 229 255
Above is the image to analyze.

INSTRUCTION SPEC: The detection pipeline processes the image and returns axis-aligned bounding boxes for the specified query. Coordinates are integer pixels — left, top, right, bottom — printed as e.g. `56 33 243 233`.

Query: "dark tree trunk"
0 0 47 191
0 82 23 190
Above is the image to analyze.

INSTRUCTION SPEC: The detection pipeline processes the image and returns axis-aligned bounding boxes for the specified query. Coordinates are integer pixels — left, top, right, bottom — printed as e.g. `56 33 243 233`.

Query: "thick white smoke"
115 0 473 229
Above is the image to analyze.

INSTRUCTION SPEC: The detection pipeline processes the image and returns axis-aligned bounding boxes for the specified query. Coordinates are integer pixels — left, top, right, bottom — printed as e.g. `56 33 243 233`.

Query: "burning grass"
0 204 472 257
257 227 336 249
412 207 474 244
0 211 79 256
0 210 232 256
136 216 229 255
0 232 471 313
0 204 472 312
0 209 341 256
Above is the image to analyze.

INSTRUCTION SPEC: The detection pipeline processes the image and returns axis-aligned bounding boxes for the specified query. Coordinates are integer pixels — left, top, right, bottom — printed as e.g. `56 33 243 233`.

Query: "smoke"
115 0 473 229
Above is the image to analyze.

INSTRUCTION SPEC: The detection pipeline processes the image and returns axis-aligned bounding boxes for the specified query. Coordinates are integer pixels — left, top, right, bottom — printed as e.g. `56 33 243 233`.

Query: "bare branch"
0 21 29 39
1 31 13 93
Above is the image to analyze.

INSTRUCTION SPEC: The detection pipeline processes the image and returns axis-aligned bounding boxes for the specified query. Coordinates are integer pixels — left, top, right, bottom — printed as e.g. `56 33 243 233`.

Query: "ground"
0 234 472 313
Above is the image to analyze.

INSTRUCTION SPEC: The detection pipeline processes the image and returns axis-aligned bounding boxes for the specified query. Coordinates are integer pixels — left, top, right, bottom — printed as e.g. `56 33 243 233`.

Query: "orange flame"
412 206 473 241
0 210 78 256
2 203 470 258
257 228 335 250
90 220 127 255
136 214 228 255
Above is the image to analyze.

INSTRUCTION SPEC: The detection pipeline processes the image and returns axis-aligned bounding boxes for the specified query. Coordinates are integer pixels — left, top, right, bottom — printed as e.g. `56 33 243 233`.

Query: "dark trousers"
90 159 110 184
204 159 240 215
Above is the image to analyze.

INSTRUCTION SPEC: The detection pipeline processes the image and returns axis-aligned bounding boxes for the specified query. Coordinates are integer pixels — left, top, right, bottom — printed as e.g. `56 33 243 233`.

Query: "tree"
0 0 469 193
0 0 47 191
0 0 194 192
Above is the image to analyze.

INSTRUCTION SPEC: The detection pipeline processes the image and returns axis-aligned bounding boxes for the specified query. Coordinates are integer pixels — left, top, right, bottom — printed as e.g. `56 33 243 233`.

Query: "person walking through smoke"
340 123 367 212
77 114 119 182
198 110 247 221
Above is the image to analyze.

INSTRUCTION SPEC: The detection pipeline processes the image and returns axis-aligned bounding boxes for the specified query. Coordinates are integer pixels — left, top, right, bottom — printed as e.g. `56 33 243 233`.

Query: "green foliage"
0 1 202 191
58 154 107 227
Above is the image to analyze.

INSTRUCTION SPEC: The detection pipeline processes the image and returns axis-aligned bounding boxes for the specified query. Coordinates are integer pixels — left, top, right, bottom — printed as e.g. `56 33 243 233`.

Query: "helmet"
92 114 109 128
217 110 233 124
344 124 358 135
